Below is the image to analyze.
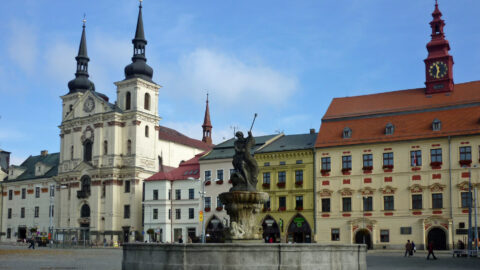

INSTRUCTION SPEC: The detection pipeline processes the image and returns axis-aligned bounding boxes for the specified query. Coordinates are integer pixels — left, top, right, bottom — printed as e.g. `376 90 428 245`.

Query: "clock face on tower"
428 61 448 79
83 96 95 112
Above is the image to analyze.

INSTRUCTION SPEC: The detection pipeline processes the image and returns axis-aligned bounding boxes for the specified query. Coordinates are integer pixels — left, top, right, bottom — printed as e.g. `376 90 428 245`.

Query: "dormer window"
343 127 352 139
385 123 394 135
432 119 441 131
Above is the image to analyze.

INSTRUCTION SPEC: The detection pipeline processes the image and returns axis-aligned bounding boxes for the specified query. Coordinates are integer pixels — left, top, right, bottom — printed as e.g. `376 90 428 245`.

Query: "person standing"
411 241 416 255
178 235 183 243
427 241 437 260
404 240 412 257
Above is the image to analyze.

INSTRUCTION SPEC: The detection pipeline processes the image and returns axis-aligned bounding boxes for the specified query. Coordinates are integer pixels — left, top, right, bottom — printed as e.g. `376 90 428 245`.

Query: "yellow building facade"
255 132 317 243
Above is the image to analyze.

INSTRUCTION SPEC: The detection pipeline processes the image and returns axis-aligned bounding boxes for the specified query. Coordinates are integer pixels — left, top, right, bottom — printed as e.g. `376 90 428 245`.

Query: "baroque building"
315 2 480 250
55 2 210 244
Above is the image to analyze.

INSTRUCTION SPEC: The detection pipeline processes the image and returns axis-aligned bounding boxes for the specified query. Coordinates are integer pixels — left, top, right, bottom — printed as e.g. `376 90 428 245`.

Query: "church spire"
202 93 213 145
124 0 154 82
68 17 95 94
424 0 454 94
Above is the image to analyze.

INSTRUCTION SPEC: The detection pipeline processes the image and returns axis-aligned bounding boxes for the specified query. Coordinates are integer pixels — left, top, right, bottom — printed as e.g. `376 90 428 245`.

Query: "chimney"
41 150 48 156
309 128 315 134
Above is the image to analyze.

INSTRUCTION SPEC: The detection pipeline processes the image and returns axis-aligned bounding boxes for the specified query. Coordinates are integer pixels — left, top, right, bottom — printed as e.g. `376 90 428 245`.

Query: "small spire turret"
202 93 213 145
68 17 95 94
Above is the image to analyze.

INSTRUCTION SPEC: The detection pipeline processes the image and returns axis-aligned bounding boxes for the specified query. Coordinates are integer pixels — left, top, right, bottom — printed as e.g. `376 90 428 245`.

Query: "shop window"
342 197 351 212
331 229 340 241
412 194 422 210
432 193 443 209
380 230 389 242
322 198 330 212
410 150 422 166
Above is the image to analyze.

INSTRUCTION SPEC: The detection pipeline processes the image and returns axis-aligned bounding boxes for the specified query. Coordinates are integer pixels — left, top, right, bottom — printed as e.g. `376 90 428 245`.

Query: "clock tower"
424 0 454 94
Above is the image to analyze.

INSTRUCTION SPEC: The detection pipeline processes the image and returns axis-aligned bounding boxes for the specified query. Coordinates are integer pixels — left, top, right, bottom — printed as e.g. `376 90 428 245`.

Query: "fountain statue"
219 114 269 241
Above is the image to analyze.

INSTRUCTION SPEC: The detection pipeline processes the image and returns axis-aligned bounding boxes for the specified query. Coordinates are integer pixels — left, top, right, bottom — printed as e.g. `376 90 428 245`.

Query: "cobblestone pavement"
1 243 480 270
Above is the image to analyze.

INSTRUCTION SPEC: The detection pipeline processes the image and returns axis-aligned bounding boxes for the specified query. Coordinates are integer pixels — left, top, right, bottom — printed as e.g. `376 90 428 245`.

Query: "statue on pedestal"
230 130 258 192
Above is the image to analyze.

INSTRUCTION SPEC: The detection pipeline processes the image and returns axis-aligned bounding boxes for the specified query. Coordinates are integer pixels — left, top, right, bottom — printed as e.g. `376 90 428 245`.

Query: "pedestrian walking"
404 240 412 257
411 241 416 255
427 241 437 260
27 237 35 249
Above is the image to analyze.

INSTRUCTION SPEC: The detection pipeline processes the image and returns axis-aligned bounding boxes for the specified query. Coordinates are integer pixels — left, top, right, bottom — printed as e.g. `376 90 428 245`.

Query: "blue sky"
1 0 480 165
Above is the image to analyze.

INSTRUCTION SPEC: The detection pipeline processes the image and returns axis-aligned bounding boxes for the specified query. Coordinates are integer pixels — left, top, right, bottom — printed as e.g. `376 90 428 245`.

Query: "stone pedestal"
219 191 269 241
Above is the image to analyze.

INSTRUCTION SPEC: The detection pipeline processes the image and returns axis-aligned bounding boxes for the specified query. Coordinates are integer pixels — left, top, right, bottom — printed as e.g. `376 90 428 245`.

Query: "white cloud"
7 21 38 75
170 48 298 108
44 41 76 89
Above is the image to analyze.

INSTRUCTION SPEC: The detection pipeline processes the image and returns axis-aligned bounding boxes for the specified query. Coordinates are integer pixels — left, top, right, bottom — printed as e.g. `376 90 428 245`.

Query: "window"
296 196 303 209
295 170 303 183
363 197 373 211
380 230 389 242
460 146 472 162
175 209 181 220
21 207 25 218
144 93 150 110
127 140 132 155
205 197 211 209
322 198 331 212
296 160 303 164
153 190 158 200
279 197 286 209
264 198 271 209
342 156 352 170
217 196 222 208
412 194 422 210
168 209 171 220
279 161 286 165
385 123 394 135
50 185 55 197
342 197 352 212
278 171 286 183
7 208 11 219
7 228 11 239
168 189 171 200
71 145 74 160
175 189 181 200
400 227 412 235
331 229 340 241
205 170 211 181
189 208 194 219
35 187 40 198
461 192 471 208
189 189 194 200
432 118 441 131
126 92 131 110
83 140 93 162
8 190 12 200
264 162 270 167
49 205 54 218
363 154 373 169
321 157 331 171
217 169 224 181
343 127 352 138
125 180 131 193
145 126 149 137
410 150 422 166
384 196 394 210
102 182 106 198
103 140 108 155
153 209 158 219
21 188 26 199
432 193 443 209
383 152 393 167
263 172 271 184
124 205 130 219
431 148 442 163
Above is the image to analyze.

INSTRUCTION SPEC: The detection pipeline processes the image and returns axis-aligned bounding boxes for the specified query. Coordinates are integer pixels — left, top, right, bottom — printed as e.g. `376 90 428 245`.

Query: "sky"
1 0 480 165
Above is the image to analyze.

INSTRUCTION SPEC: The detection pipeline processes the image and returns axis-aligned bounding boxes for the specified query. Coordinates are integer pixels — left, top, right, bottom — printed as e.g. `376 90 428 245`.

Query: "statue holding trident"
230 113 259 192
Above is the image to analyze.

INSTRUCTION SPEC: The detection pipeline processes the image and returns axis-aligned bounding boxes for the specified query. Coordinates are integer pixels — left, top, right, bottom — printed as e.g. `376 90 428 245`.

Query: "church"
1 2 211 244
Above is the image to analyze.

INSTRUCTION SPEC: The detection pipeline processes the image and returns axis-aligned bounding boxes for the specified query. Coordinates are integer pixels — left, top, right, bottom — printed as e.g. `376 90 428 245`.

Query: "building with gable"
315 2 480 250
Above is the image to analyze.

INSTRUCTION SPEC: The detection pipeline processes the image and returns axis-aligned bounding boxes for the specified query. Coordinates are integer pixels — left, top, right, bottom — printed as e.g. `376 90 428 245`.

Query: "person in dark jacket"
427 241 437 260
27 237 35 249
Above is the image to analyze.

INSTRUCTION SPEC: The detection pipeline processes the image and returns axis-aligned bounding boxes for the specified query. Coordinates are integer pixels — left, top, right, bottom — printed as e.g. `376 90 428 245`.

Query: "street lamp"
464 165 474 255
194 177 220 243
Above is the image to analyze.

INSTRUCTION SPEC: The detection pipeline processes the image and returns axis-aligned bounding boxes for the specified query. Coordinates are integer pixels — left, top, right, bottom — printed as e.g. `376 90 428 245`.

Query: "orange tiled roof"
145 152 206 182
316 81 480 148
158 125 212 151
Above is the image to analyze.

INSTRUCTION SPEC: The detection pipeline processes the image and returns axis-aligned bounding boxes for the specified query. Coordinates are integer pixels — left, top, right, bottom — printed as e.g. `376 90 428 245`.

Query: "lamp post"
464 165 473 255
195 177 219 243
362 196 366 245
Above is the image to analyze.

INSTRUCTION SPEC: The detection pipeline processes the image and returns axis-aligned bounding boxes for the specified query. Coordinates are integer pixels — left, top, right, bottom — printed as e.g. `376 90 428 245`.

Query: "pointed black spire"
124 0 153 82
68 18 95 94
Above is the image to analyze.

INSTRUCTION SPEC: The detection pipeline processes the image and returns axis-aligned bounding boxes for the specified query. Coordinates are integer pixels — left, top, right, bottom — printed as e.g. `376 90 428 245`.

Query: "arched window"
78 175 91 199
81 204 90 218
127 140 132 155
71 146 74 160
144 93 150 110
126 92 131 110
145 126 149 137
103 140 108 155
83 140 93 162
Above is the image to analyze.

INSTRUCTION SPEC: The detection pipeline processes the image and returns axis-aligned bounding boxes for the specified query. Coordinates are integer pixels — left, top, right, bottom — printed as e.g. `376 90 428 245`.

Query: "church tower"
202 94 213 145
424 0 454 94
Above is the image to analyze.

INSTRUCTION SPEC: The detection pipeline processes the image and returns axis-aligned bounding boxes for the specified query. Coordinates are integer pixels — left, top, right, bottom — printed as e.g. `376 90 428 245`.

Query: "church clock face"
428 61 448 79
83 97 95 112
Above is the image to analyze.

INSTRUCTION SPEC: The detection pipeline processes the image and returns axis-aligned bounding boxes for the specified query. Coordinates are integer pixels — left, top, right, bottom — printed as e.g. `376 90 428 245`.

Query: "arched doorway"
287 214 312 243
206 216 224 243
262 215 280 243
427 227 447 250
80 204 90 241
354 229 372 249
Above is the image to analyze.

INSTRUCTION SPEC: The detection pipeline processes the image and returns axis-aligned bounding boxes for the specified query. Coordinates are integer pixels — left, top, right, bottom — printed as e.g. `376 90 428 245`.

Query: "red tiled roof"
316 81 480 148
145 152 206 181
323 81 480 120
158 125 212 151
